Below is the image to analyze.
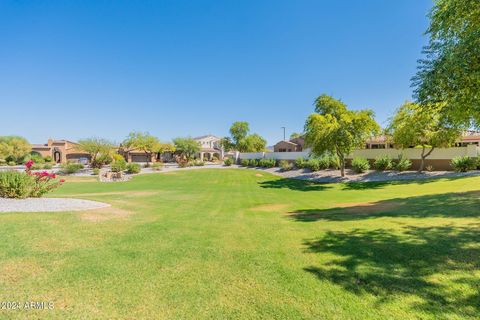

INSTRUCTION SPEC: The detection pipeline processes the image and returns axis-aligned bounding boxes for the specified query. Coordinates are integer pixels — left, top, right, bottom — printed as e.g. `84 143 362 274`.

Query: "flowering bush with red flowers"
25 160 65 197
0 161 65 199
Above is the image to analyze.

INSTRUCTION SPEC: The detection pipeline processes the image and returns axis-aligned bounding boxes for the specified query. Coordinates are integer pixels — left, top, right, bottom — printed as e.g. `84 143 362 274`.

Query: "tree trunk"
145 151 150 167
418 145 434 172
336 149 345 177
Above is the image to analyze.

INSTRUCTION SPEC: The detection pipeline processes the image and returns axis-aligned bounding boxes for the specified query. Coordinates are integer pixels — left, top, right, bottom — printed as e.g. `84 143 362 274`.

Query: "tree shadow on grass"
304 225 480 317
258 178 331 192
290 190 480 221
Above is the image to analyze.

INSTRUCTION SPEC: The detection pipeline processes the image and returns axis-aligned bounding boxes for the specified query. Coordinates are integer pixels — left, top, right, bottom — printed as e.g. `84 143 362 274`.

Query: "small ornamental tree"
388 101 461 172
76 137 115 167
173 137 200 162
304 94 379 177
122 132 161 167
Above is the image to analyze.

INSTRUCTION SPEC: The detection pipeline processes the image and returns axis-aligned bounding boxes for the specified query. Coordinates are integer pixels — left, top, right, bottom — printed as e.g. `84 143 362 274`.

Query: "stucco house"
31 139 91 164
194 135 224 161
273 136 305 152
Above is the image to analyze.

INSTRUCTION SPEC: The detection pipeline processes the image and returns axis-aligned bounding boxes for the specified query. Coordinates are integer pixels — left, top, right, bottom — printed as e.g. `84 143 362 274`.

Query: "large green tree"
123 132 161 166
238 134 267 153
222 121 267 152
388 101 461 172
304 94 379 177
0 136 31 162
76 137 115 165
413 0 480 127
173 137 200 161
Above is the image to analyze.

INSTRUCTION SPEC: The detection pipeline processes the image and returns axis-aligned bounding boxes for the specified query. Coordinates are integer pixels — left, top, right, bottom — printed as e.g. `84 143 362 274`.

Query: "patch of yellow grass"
0 259 44 284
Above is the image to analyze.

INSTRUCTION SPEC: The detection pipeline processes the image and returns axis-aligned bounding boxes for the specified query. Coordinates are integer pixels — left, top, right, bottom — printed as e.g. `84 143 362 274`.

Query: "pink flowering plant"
25 160 65 197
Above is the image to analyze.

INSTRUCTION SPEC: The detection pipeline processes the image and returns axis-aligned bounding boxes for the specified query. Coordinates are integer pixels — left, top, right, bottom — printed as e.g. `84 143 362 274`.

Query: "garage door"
131 155 149 162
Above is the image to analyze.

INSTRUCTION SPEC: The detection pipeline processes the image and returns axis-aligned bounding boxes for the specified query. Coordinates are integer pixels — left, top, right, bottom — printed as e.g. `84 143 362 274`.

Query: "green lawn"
1 169 479 319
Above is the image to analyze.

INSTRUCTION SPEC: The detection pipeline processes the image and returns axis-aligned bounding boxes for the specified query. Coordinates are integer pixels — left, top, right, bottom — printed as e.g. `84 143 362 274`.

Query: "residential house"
194 135 223 161
273 136 305 152
31 139 91 164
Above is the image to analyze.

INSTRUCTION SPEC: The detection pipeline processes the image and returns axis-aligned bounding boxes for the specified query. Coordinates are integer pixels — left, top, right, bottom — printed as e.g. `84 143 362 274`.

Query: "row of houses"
272 131 480 153
31 135 226 164
264 131 480 170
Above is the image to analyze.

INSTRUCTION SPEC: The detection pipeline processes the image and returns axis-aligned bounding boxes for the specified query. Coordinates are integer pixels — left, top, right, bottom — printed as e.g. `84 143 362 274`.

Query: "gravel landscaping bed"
0 198 111 212
256 167 480 183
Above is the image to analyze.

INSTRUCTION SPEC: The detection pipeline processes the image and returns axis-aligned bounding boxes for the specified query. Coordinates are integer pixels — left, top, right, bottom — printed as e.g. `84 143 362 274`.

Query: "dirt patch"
80 206 131 222
249 204 289 212
255 173 263 177
335 201 405 214
0 259 44 284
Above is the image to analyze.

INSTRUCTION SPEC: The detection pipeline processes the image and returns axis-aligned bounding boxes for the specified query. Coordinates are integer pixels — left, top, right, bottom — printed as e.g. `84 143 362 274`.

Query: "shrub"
92 168 100 175
248 159 259 167
0 161 65 199
91 154 112 169
425 165 434 172
374 155 393 171
30 163 44 170
126 163 141 174
240 159 249 167
29 172 64 198
295 158 307 169
151 162 164 171
451 156 476 172
395 157 412 172
307 159 321 171
44 155 52 163
279 160 293 171
43 163 53 170
0 159 6 165
0 171 34 199
25 153 45 164
61 163 84 174
318 156 331 170
111 158 127 172
112 154 125 162
8 161 16 166
193 160 205 166
224 158 233 166
351 157 370 173
258 158 276 168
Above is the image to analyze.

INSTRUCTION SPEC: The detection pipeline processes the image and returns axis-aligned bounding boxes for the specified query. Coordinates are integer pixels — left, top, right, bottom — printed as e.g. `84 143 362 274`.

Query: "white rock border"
0 197 111 213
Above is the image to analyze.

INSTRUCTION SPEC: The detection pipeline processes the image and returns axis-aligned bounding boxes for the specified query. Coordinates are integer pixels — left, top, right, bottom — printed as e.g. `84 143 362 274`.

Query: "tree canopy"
123 132 162 164
304 94 379 176
0 136 31 162
388 101 461 171
290 132 303 139
229 122 249 145
76 137 115 162
173 137 200 161
222 121 267 152
412 0 480 127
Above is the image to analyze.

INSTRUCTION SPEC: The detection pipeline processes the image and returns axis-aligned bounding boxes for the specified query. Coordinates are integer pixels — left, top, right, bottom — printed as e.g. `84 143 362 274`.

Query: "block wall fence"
238 145 480 171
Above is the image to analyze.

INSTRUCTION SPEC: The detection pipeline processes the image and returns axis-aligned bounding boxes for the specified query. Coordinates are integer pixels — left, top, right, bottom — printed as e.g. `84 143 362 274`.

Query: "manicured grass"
1 169 479 319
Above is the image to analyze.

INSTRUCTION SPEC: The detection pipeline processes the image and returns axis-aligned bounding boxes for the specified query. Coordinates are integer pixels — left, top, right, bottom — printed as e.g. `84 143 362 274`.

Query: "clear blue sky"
0 0 432 145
